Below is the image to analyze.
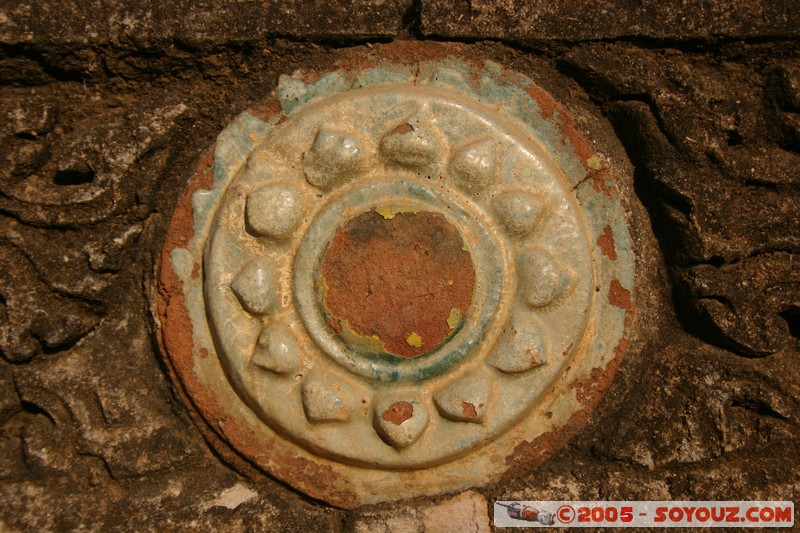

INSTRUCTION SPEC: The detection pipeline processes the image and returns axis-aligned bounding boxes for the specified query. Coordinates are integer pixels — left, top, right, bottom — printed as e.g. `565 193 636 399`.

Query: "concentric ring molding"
156 56 636 508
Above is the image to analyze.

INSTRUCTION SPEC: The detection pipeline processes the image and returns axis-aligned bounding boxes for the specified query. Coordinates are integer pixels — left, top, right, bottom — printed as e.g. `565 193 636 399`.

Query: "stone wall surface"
0 1 798 530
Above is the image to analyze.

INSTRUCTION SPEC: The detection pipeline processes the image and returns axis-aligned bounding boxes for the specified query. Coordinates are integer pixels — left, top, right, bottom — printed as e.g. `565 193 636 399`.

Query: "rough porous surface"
0 2 798 530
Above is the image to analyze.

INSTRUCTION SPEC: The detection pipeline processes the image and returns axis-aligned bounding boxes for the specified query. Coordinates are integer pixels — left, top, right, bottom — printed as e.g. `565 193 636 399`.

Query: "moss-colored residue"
446 308 463 330
337 318 387 354
586 155 602 170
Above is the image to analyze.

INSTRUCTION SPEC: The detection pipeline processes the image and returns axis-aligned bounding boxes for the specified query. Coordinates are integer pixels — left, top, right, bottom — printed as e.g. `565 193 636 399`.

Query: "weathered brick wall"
1 2 798 530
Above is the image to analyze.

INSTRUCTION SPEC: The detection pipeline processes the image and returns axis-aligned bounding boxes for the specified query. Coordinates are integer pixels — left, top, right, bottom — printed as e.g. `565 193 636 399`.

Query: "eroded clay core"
320 209 475 358
157 54 636 508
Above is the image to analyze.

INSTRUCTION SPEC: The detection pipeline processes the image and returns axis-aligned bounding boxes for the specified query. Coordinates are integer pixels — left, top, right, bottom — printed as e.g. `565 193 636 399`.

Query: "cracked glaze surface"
161 60 634 505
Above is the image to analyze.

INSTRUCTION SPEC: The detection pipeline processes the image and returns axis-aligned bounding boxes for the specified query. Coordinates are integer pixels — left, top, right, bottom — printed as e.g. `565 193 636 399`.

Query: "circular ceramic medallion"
157 54 635 507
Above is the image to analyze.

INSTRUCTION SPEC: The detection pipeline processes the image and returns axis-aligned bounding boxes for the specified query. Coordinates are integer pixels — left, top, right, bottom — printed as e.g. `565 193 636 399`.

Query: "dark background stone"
0 1 798 530
421 0 800 41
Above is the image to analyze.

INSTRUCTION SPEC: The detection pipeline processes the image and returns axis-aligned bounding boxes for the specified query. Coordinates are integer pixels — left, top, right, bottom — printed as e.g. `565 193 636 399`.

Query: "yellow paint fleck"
336 319 387 354
587 155 602 170
375 206 420 220
375 206 398 219
447 279 454 285
406 332 423 348
446 308 463 329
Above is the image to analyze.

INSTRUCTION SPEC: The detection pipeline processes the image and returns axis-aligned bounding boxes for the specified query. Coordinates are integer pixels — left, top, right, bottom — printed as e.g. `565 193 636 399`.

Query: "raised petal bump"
251 324 301 375
434 373 490 423
303 128 366 189
380 120 442 168
492 191 547 237
373 397 429 448
230 258 277 315
449 138 497 194
489 311 546 373
245 184 304 240
428 68 473 94
301 371 352 422
518 250 572 307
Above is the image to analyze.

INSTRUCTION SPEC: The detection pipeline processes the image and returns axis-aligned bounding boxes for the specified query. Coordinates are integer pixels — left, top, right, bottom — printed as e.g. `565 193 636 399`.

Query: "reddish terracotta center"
320 209 475 358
